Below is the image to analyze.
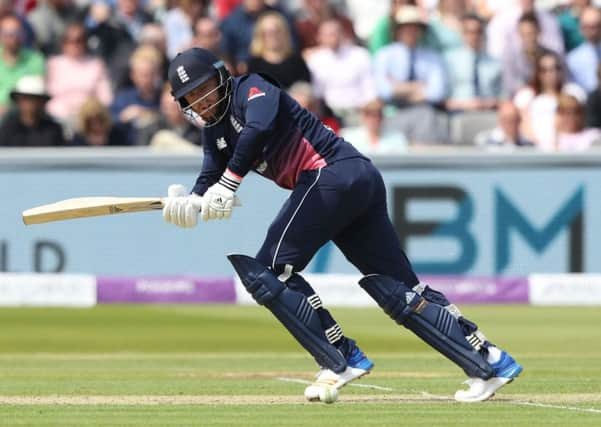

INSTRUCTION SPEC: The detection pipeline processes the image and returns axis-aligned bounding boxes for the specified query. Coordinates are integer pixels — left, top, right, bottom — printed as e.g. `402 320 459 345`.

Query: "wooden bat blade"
22 197 165 225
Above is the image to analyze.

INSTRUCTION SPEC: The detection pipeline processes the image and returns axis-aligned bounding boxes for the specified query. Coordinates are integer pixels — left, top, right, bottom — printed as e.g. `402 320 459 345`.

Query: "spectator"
585 63 601 127
474 100 534 148
137 83 202 146
220 0 297 72
110 45 162 145
424 0 467 54
444 13 502 112
369 0 414 55
46 22 113 131
139 23 170 82
86 1 137 90
247 11 310 89
115 0 154 43
553 93 601 151
191 16 222 53
287 80 341 133
513 51 586 149
341 98 408 155
567 6 601 93
306 18 376 126
373 6 448 143
70 97 129 145
295 0 356 51
163 0 207 59
0 13 44 115
28 0 82 55
0 75 65 146
486 0 564 60
374 6 447 107
188 16 236 74
557 0 590 52
0 0 35 47
502 12 554 96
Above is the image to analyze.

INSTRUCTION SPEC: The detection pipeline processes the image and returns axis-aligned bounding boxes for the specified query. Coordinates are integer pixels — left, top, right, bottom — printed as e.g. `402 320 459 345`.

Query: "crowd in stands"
0 0 600 154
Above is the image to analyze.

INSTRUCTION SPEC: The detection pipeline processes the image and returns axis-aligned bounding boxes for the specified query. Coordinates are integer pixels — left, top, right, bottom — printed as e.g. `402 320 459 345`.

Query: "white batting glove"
162 184 203 228
201 170 242 221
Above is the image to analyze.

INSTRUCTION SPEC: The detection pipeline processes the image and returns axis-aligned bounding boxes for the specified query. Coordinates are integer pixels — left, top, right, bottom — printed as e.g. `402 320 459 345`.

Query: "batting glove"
201 170 242 221
162 184 203 228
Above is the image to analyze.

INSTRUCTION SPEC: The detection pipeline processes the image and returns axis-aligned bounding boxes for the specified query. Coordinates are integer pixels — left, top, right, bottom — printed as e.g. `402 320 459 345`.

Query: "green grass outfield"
0 305 599 426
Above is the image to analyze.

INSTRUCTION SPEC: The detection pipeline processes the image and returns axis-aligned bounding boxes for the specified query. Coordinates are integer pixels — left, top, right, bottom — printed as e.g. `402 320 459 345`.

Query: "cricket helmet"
168 48 232 127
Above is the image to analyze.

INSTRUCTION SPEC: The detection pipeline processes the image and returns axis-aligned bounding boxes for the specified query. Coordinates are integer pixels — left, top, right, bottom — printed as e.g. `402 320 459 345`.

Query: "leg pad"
228 254 347 373
359 274 493 379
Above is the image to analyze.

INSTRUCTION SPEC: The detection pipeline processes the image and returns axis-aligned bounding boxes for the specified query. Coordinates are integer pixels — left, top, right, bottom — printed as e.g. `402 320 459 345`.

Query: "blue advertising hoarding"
2 149 598 276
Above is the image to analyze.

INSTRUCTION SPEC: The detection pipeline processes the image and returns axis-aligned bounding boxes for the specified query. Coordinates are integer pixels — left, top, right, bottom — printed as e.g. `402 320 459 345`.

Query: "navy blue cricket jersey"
191 74 366 195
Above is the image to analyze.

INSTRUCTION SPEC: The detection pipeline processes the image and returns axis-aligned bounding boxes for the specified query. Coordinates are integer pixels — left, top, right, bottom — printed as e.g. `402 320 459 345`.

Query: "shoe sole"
455 369 522 403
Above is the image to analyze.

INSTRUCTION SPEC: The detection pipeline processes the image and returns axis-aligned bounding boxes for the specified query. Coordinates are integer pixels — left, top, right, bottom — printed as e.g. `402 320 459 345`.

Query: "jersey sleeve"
226 74 280 178
191 136 227 196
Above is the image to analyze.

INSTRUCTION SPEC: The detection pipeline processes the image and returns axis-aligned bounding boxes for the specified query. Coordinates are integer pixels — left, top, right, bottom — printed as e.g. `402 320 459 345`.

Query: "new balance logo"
177 66 189 83
216 137 227 150
248 86 266 101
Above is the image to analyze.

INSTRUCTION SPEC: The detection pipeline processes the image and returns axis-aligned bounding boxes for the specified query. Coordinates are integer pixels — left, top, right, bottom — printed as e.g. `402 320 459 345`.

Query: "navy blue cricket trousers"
256 157 419 287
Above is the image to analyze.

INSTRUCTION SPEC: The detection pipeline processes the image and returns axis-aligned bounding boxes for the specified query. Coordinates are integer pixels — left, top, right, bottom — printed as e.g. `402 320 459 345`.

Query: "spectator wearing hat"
444 13 502 112
369 0 414 55
0 75 65 146
0 13 44 115
373 5 448 143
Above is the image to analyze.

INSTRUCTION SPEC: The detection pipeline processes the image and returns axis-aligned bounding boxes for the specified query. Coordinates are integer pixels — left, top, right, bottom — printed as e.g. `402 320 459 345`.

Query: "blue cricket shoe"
455 349 523 402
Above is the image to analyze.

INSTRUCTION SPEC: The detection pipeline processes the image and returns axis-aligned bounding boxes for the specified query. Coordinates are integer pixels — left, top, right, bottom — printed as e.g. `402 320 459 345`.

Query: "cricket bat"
22 197 165 225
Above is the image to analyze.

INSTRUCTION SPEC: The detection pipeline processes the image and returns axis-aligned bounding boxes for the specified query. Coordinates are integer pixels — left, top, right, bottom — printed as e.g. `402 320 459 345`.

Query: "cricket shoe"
454 350 523 402
304 345 374 402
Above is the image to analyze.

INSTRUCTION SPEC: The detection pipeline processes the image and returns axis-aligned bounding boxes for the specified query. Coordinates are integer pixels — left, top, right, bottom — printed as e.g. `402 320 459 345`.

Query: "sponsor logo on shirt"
216 137 227 150
229 115 243 133
247 86 266 101
176 66 189 83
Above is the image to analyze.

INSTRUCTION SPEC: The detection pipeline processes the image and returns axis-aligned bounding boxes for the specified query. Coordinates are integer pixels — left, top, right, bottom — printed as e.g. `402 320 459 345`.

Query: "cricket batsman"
162 47 522 403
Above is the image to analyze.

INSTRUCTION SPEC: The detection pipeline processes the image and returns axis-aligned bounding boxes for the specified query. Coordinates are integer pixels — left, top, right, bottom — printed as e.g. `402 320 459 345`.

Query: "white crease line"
278 379 601 414
420 390 601 415
510 400 601 414
276 377 394 391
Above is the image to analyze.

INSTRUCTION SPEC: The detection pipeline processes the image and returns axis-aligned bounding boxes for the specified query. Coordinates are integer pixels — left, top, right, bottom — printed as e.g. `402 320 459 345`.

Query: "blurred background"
1 0 601 308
